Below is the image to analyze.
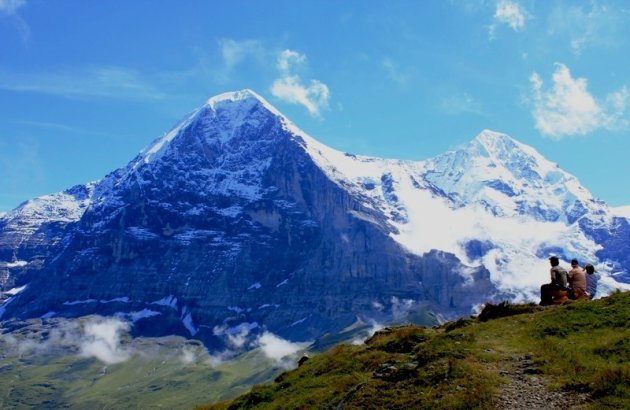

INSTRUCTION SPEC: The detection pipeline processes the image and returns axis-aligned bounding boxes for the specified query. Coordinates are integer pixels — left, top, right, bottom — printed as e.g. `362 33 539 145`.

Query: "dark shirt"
586 273 599 298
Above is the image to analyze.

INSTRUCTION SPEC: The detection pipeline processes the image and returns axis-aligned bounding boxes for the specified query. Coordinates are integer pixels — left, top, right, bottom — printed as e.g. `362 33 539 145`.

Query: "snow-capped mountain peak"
206 88 261 106
206 89 282 117
139 89 300 166
472 129 517 152
421 129 600 221
468 129 556 180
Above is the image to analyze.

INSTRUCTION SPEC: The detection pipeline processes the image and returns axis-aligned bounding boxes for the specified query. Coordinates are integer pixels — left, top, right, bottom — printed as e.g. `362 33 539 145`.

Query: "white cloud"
271 75 330 116
270 49 330 117
180 346 197 365
529 63 629 138
213 322 260 349
495 0 526 30
277 49 306 73
489 0 527 39
10 119 120 139
254 331 308 369
0 0 25 14
0 316 134 365
606 87 630 119
79 318 132 364
350 319 384 345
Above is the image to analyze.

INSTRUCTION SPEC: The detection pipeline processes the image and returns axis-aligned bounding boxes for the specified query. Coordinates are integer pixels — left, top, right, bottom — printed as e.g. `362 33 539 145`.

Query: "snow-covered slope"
1 184 94 229
290 127 625 301
0 183 95 289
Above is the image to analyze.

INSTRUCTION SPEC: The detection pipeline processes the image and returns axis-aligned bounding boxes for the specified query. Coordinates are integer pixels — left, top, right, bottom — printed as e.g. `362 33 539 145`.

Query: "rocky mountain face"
1 90 628 349
0 184 94 291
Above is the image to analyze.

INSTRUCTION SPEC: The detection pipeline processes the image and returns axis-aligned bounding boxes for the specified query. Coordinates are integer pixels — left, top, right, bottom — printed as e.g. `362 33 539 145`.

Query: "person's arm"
559 271 569 288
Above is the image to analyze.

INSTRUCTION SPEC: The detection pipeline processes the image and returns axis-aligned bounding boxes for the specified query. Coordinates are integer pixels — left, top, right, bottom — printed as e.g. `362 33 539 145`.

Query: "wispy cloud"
7 119 121 139
0 0 29 43
270 49 330 117
382 58 411 85
0 0 26 13
489 0 527 39
547 2 623 55
220 38 264 70
0 66 166 100
391 296 415 320
216 38 266 83
440 92 482 115
277 49 306 72
529 63 629 138
350 319 384 345
212 322 257 349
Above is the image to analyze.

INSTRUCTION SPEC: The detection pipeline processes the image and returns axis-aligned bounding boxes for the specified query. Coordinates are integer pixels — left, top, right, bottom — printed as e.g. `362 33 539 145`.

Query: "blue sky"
1 0 629 211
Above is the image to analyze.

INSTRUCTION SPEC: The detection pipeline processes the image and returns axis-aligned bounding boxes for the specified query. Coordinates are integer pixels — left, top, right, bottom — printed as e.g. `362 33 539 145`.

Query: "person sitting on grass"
567 259 588 300
584 263 598 299
540 256 569 305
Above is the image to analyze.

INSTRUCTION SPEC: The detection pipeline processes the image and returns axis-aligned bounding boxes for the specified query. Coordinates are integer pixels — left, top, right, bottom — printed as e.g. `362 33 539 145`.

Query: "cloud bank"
0 316 134 365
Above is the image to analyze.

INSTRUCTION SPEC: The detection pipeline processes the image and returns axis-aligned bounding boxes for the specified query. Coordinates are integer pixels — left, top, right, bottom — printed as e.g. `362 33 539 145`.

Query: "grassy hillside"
0 319 283 409
200 291 630 409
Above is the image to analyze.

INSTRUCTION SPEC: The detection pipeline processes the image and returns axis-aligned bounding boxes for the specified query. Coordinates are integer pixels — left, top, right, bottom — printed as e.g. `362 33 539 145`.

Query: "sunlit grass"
199 291 630 409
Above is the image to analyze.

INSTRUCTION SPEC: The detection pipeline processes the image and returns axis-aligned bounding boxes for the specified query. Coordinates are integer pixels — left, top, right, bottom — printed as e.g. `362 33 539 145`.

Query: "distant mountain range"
1 89 628 349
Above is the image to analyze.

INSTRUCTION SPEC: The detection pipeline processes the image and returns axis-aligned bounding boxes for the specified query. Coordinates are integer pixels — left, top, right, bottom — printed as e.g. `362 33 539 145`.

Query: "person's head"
549 256 559 267
571 258 579 267
585 264 596 275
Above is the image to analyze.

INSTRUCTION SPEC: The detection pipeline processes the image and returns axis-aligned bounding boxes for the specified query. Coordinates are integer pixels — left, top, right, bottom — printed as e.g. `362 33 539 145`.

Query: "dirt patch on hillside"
495 354 591 410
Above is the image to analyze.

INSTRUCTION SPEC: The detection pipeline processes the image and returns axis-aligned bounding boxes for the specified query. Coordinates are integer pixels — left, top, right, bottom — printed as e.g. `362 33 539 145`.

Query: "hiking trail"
495 354 590 409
